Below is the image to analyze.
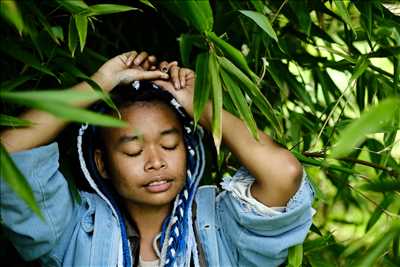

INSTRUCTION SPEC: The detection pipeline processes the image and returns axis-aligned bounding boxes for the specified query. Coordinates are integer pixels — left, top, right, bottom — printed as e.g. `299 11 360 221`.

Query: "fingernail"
175 82 180 89
134 59 140 65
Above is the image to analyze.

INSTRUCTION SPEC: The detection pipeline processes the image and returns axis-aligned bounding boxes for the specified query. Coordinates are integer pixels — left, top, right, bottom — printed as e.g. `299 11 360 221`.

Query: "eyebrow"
116 127 180 146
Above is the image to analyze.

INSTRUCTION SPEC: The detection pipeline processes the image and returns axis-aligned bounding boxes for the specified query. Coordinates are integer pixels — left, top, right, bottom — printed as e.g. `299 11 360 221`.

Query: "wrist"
91 71 117 93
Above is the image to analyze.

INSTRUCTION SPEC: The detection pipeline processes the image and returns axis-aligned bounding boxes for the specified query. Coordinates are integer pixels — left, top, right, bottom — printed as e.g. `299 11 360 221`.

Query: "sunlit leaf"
56 0 89 14
0 90 127 127
193 53 210 125
366 193 394 231
0 0 24 34
206 32 258 81
218 56 283 138
209 52 223 152
330 98 400 158
0 144 43 220
220 68 259 140
84 4 139 16
74 14 88 52
353 223 400 267
239 10 278 41
287 244 303 267
68 17 78 57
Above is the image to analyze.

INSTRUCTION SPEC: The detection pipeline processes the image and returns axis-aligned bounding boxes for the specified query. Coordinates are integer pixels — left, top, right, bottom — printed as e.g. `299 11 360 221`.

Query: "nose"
144 147 167 171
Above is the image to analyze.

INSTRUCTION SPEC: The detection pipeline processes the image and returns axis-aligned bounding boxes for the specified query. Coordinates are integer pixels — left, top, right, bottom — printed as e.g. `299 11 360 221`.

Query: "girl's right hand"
92 51 169 92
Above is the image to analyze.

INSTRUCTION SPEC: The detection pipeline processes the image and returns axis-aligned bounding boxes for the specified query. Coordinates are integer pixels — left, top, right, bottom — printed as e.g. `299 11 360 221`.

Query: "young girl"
0 51 315 267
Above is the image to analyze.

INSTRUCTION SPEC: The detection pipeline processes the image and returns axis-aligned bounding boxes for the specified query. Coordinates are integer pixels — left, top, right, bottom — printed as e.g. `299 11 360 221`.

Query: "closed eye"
125 150 142 157
162 145 178 151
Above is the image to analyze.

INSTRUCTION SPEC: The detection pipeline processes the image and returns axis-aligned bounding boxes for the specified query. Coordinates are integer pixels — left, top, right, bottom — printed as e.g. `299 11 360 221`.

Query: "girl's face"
94 101 187 208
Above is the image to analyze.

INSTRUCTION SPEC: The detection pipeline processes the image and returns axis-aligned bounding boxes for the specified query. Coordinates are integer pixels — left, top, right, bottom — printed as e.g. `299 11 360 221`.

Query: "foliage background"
1 0 400 266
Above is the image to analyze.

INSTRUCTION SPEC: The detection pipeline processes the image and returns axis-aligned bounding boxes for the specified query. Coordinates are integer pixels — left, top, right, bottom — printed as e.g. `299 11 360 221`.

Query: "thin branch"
303 151 400 178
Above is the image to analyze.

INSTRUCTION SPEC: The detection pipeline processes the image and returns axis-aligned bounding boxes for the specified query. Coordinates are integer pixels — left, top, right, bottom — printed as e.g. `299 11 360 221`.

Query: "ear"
94 148 109 179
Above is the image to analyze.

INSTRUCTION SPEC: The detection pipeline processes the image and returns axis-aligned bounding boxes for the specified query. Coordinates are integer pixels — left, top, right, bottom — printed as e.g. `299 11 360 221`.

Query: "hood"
76 81 206 267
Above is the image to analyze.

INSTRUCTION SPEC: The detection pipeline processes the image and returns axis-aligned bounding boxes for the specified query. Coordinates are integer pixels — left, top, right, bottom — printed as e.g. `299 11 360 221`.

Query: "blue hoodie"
0 82 315 267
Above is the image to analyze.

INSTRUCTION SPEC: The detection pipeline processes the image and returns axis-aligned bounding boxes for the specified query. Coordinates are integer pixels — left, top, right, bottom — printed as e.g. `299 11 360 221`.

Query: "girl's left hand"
153 62 197 118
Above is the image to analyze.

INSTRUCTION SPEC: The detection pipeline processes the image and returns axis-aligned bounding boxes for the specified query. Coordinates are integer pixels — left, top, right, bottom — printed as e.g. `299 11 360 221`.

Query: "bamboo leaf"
330 98 400 158
366 193 394 231
206 32 258 81
0 42 56 78
68 16 79 56
0 143 44 220
239 10 277 41
360 180 400 192
0 91 127 127
220 69 259 140
333 0 355 33
56 0 89 14
353 223 400 267
218 57 283 138
0 0 24 34
209 52 223 152
84 4 139 16
0 90 103 105
0 75 37 92
193 53 210 125
287 244 303 267
0 114 32 127
74 14 88 52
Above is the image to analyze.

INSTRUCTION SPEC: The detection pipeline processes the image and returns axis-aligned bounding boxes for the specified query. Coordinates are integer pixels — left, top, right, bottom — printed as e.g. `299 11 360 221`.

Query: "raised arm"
154 64 302 207
0 51 169 153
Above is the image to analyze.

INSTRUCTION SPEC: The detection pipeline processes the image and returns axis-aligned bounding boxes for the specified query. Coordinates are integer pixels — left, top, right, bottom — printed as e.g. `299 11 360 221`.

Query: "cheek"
107 155 142 184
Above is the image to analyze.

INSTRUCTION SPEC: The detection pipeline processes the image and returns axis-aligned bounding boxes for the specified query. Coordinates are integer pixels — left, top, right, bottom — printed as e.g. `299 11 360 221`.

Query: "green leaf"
333 0 355 33
74 14 88 52
0 114 32 127
287 244 303 267
0 90 103 105
0 143 44 220
218 57 283 138
56 0 89 14
178 34 204 67
0 42 56 78
193 53 210 125
84 4 139 16
68 16 79 57
0 0 24 34
206 32 257 81
349 56 370 86
366 193 394 231
165 1 213 32
288 1 311 35
220 69 259 140
353 223 400 267
0 74 37 92
139 0 156 10
330 98 400 158
209 52 223 152
239 10 278 41
360 180 400 192
0 90 127 127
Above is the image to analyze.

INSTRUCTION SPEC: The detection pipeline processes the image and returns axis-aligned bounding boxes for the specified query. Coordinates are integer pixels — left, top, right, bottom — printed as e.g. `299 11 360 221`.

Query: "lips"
144 177 173 193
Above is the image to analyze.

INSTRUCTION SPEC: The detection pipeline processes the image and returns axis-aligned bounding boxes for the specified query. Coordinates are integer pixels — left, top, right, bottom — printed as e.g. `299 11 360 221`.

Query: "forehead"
103 101 183 142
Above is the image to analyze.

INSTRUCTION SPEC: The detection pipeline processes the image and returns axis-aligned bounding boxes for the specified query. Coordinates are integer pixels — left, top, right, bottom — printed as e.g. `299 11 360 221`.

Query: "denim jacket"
1 142 315 266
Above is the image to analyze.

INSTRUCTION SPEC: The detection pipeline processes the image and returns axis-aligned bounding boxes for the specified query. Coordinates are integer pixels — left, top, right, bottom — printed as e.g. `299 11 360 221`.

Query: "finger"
136 70 169 80
120 70 169 84
153 80 177 97
124 51 138 66
134 51 149 66
170 65 180 89
148 55 157 65
142 59 151 70
179 68 190 89
150 66 156 70
159 61 169 73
